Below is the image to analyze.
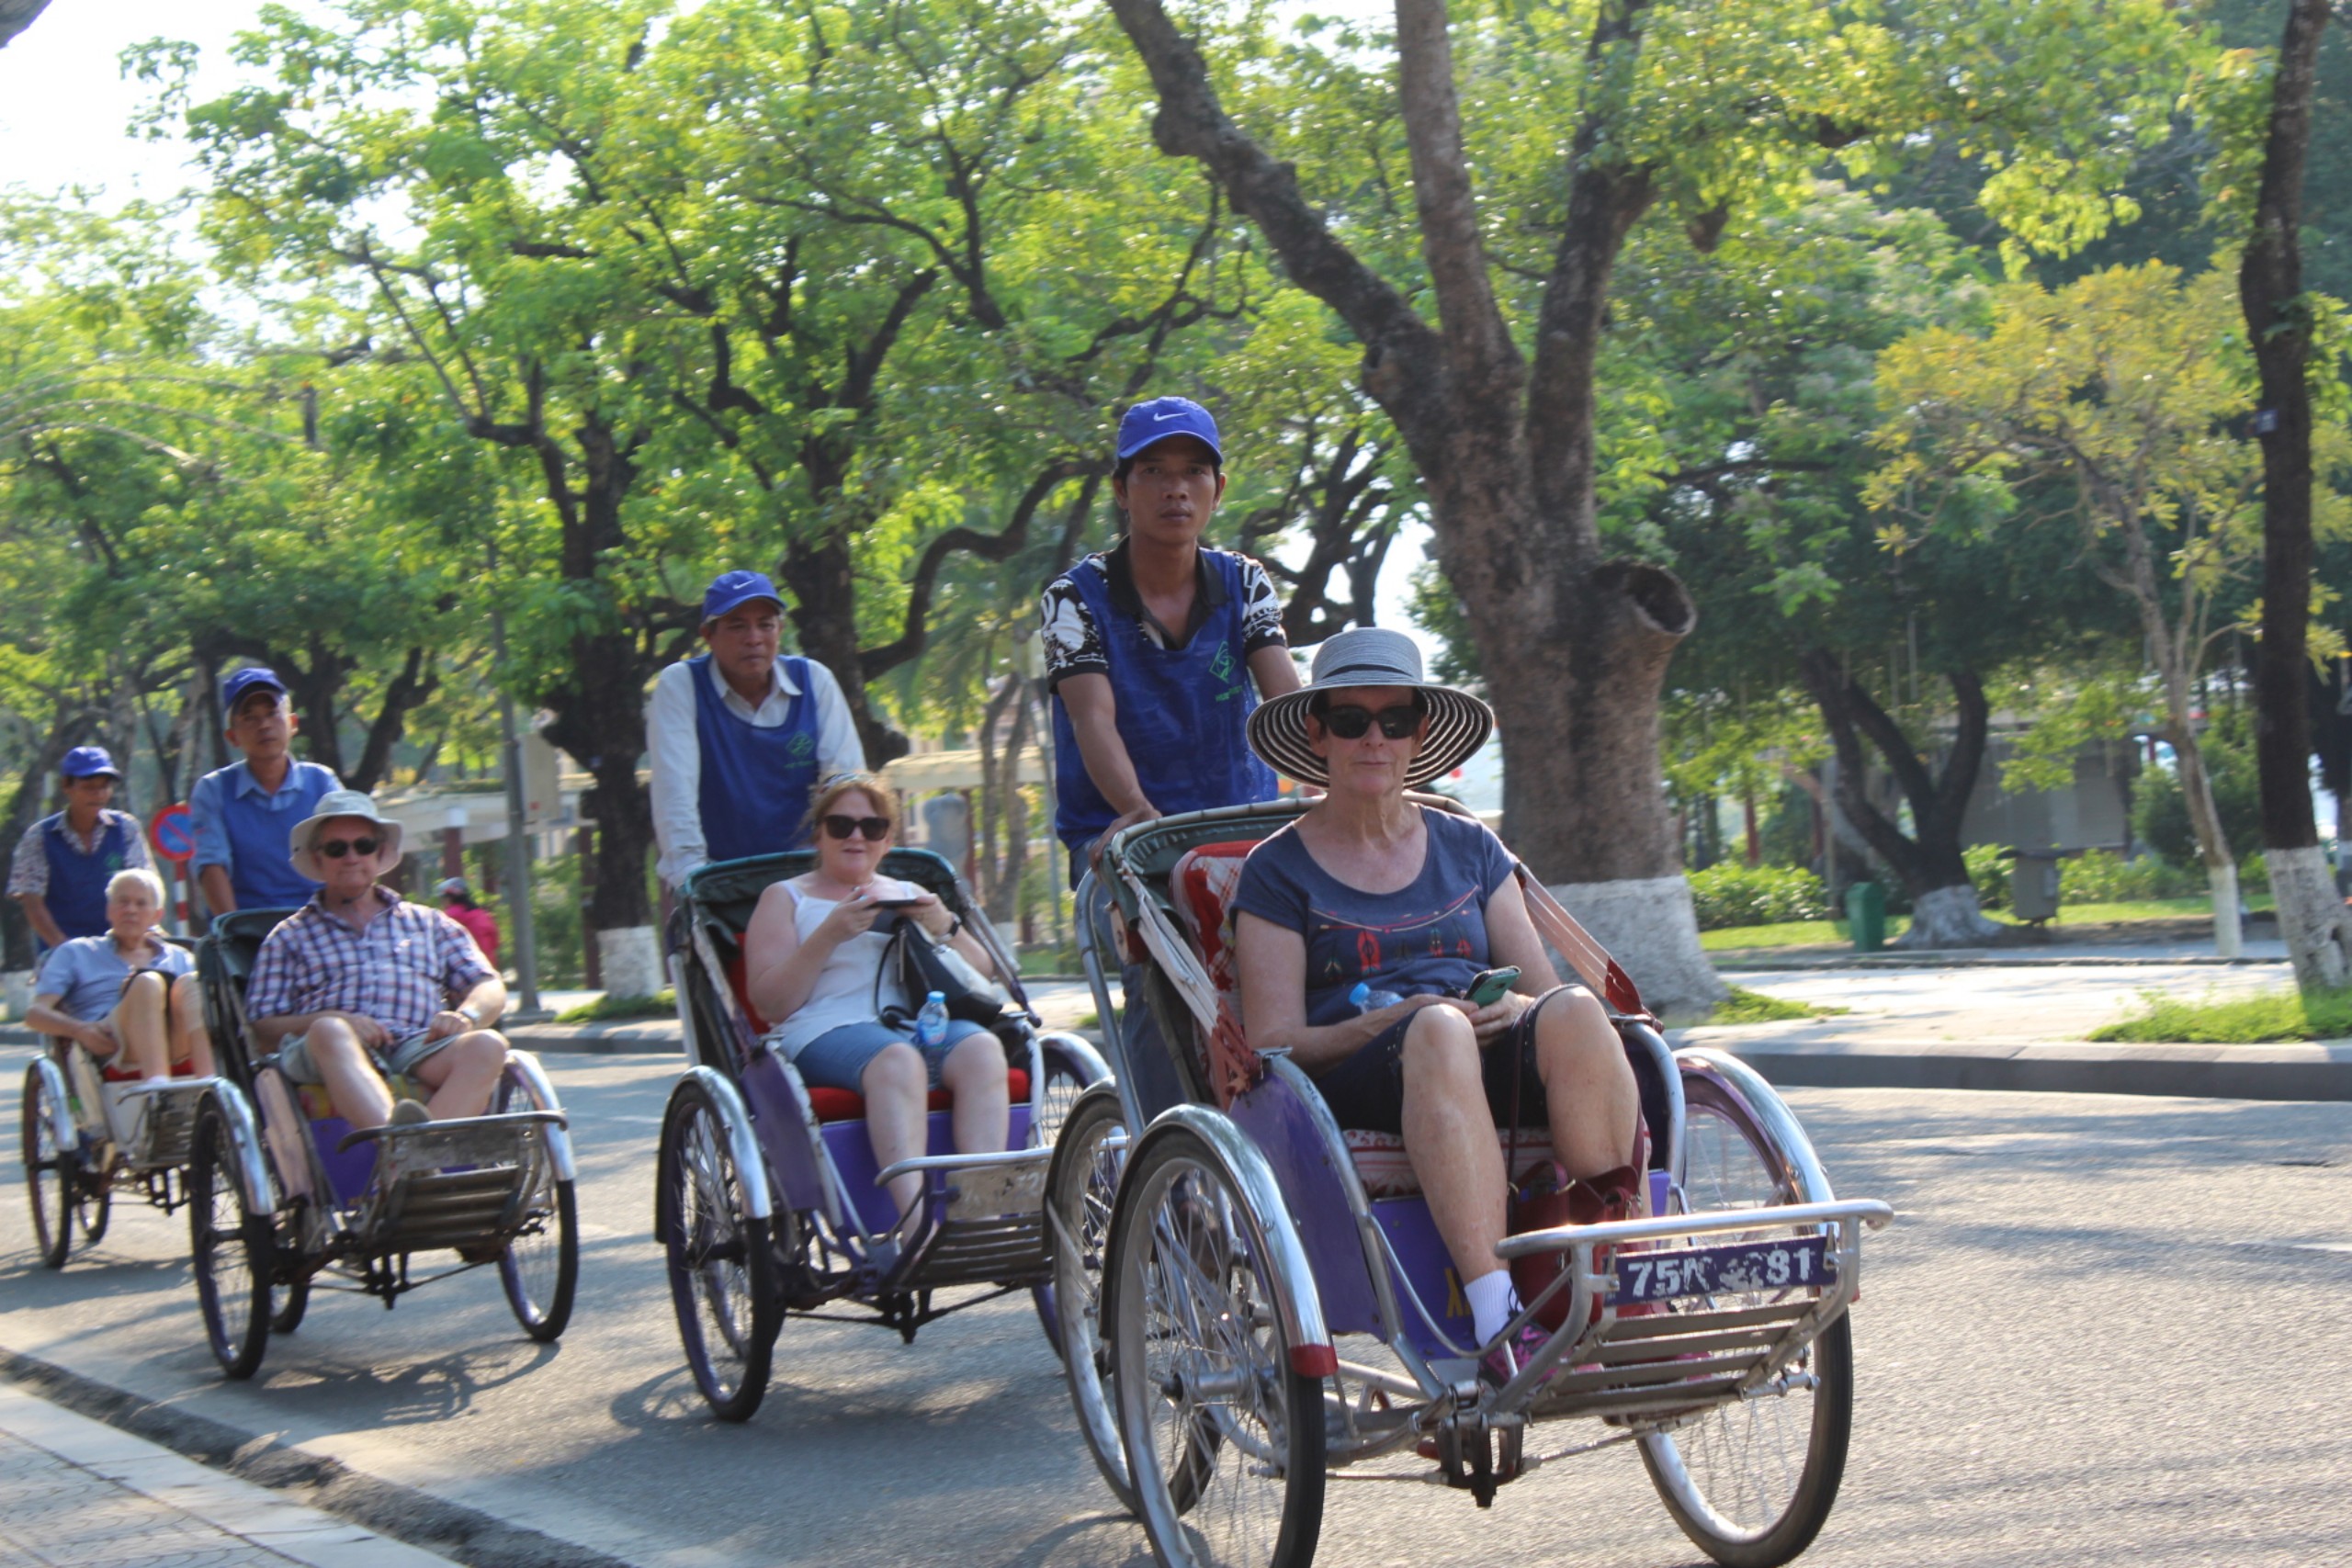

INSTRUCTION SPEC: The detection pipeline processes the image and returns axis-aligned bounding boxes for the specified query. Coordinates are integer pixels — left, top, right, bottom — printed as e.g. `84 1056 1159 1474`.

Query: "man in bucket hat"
245 790 507 1128
9 746 150 949
188 666 342 915
648 570 867 888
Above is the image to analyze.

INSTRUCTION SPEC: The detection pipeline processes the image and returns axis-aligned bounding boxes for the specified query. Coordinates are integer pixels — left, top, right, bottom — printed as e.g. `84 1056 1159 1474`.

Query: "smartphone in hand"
1465 965 1521 1007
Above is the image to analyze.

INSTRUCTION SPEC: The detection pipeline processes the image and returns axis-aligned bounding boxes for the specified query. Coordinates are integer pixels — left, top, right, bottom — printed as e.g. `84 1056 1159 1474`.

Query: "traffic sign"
149 803 197 865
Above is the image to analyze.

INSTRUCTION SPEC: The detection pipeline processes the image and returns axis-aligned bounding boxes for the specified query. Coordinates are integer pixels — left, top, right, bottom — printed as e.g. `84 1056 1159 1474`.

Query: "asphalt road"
5 1059 2349 1567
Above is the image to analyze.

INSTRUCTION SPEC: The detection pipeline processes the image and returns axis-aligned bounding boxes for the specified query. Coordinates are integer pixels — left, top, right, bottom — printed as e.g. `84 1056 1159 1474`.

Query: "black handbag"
871 913 1008 1029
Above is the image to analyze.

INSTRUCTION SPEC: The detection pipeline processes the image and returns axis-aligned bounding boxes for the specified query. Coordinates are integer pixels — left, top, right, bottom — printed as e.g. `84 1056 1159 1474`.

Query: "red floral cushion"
1342 1126 1560 1200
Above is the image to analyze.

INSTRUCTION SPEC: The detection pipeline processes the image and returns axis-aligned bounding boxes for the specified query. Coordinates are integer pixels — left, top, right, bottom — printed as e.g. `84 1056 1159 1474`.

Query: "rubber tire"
658 1077 781 1422
1047 1085 1136 1513
1029 1037 1103 1357
75 1179 110 1250
271 1275 310 1335
22 1064 75 1269
1637 1073 1853 1567
501 1178 580 1342
1109 1122 1325 1568
188 1103 273 1381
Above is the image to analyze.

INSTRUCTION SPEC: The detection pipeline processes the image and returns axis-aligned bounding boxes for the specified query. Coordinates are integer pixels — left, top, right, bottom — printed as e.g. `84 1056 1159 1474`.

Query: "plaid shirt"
245 888 495 1040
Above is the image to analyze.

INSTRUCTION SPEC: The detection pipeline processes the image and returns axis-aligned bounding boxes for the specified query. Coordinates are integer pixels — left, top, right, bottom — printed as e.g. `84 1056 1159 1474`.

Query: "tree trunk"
2240 0 2347 990
0 0 51 51
777 532 909 767
2173 728 2243 959
1799 650 2004 948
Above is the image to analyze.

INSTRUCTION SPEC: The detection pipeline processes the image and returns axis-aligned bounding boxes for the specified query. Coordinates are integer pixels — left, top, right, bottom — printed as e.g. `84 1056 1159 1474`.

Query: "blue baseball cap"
1115 397 1223 464
61 746 122 781
701 570 785 626
220 666 288 718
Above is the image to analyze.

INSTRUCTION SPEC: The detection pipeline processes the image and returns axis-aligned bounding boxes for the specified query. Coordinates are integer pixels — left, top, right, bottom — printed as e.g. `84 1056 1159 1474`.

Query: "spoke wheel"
658 1078 780 1421
1029 1040 1102 1357
1111 1125 1324 1568
501 1174 579 1341
1638 1076 1852 1567
75 1178 111 1249
188 1103 272 1380
21 1064 76 1269
1049 1085 1135 1511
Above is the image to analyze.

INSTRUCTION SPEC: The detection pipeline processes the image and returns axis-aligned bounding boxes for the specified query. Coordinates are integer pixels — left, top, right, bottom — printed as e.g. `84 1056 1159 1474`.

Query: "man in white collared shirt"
647 570 866 888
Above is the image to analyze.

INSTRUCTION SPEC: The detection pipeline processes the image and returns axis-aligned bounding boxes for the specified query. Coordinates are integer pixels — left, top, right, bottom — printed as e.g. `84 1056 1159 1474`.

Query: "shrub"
2059 848 2205 903
1688 863 1833 930
1964 842 2010 910
2132 709 2261 865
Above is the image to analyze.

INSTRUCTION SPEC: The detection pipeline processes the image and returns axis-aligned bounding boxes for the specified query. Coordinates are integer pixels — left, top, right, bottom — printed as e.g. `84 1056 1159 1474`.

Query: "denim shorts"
276 1023 458 1086
791 1018 996 1094
1309 1000 1554 1134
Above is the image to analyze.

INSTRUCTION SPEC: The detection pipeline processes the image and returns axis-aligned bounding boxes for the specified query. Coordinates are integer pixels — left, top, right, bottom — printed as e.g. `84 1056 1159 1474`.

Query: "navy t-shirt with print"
1231 807 1517 1028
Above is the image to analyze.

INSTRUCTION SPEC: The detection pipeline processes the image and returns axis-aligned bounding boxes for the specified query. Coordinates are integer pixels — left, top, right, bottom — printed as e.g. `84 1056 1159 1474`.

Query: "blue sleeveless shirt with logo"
39 812 137 942
690 653 824 861
1048 548 1278 857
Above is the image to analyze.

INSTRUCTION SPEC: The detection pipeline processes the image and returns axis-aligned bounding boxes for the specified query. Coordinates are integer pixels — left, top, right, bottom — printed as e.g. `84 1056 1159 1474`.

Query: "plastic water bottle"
1349 979 1403 1013
914 990 950 1048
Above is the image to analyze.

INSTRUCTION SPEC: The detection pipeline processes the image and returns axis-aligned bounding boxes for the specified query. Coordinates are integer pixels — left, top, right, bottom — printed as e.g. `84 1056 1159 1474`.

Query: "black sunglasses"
317 836 380 859
1319 703 1421 741
821 814 891 841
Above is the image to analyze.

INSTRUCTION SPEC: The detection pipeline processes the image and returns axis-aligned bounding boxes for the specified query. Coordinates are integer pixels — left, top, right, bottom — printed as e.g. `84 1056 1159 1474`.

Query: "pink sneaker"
1479 1323 1555 1391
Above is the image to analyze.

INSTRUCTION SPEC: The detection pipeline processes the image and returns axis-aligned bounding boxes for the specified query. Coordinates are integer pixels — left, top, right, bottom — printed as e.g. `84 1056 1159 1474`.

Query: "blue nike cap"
220 666 288 718
701 570 785 626
61 746 122 781
1115 397 1223 464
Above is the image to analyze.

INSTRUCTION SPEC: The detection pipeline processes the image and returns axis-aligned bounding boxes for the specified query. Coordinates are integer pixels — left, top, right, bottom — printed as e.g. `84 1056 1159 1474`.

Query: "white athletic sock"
1464 1269 1520 1346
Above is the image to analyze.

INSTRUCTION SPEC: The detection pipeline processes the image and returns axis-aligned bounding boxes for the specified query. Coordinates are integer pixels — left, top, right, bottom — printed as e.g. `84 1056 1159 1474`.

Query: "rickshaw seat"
99 1058 198 1085
804 1069 1031 1124
291 1076 422 1121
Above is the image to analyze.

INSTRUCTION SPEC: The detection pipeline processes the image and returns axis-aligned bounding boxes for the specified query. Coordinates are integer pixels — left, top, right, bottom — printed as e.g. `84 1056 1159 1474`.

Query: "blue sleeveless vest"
40 812 133 942
1049 549 1277 857
214 761 337 908
690 653 824 861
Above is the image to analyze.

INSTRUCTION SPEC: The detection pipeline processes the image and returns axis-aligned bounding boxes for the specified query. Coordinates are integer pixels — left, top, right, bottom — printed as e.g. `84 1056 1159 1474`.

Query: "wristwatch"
457 1003 482 1025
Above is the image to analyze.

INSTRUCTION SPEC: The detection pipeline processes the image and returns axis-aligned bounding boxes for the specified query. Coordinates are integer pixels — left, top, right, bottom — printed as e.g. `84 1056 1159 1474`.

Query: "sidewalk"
0 1380 452 1568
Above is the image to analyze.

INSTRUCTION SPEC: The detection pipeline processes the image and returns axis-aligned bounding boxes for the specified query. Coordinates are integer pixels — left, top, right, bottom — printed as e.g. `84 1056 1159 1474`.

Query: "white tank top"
767 877 918 1057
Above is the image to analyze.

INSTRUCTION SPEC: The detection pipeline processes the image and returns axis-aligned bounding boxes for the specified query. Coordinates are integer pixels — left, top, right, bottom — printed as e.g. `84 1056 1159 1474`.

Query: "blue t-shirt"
1231 807 1517 1028
35 933 195 1023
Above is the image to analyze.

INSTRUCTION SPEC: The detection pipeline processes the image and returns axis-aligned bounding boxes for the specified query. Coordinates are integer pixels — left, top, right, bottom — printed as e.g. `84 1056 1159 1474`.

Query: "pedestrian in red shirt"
435 877 502 970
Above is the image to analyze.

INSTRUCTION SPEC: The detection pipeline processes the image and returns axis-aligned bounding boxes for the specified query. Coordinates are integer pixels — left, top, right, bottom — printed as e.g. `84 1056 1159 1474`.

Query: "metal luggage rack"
335 1111 567 1256
876 1147 1054 1291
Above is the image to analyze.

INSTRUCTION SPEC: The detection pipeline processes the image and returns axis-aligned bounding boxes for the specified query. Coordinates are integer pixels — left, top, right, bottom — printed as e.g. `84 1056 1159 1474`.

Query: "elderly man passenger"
1229 627 1643 1386
27 869 214 1080
244 790 507 1129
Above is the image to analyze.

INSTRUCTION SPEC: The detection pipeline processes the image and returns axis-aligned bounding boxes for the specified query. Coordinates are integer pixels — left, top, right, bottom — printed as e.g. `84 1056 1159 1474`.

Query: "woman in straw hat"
1229 627 1642 1386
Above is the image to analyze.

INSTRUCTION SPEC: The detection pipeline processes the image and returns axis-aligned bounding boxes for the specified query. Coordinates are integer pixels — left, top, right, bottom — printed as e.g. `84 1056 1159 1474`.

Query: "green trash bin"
1845 880 1887 953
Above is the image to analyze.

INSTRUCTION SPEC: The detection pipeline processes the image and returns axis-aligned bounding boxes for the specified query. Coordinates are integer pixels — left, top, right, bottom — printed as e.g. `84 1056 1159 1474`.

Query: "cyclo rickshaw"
183 908 580 1379
1042 799 1892 1568
656 846 1113 1421
19 941 222 1269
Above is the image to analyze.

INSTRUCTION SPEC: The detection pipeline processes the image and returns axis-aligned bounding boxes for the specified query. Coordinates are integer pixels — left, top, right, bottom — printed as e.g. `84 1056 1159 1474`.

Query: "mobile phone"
1465 966 1521 1006
867 897 926 909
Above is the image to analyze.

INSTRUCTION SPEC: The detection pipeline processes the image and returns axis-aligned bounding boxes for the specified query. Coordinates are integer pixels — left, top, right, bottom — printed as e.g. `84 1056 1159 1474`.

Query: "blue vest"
40 812 134 942
1049 549 1277 859
210 761 337 908
690 654 824 862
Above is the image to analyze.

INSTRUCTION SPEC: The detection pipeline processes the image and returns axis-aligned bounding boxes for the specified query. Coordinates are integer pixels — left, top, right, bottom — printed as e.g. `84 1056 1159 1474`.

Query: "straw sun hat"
1245 626 1493 789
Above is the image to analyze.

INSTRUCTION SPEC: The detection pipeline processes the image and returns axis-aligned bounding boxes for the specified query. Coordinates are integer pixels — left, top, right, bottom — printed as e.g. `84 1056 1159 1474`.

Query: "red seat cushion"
99 1057 198 1085
804 1067 1031 1123
724 950 774 1034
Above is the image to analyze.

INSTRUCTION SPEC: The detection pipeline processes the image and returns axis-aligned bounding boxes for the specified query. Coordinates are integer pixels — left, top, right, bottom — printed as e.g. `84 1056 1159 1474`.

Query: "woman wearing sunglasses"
741 773 1009 1232
1229 627 1642 1388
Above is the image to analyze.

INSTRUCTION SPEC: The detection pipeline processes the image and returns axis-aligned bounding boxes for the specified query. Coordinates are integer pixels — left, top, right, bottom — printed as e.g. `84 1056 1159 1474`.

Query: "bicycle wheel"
1049 1084 1134 1511
271 1274 310 1335
21 1063 75 1269
188 1102 272 1380
658 1077 780 1421
76 1179 111 1249
1638 1074 1852 1568
501 1171 579 1342
1030 1037 1104 1355
1111 1122 1325 1568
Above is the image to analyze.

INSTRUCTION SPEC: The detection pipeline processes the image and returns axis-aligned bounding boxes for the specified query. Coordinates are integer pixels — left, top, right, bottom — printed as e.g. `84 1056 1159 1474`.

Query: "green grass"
1703 987 1850 1024
1701 895 2278 952
2087 987 2352 1043
554 988 676 1024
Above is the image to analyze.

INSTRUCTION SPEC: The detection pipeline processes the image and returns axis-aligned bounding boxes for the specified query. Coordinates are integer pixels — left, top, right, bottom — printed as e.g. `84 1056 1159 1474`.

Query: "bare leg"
411 1031 507 1121
860 1043 931 1218
940 1032 1010 1156
167 974 215 1077
305 1019 395 1129
1400 1006 1510 1288
106 972 173 1080
1532 989 1641 1179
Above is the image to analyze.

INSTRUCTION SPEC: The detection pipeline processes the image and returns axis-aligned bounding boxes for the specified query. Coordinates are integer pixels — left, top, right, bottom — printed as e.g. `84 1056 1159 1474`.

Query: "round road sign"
149 803 197 865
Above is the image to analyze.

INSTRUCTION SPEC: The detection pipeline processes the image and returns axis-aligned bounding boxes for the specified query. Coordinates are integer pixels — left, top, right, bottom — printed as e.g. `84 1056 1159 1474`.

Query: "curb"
0 1348 637 1568
1695 1036 2352 1102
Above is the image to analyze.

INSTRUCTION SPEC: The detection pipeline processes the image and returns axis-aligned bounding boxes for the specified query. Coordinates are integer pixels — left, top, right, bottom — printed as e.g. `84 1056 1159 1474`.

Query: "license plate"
1611 1236 1834 1303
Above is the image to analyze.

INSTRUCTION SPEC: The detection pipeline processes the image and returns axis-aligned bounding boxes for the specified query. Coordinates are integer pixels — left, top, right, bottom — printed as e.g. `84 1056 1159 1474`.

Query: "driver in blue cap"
8 746 152 949
649 570 867 888
188 667 343 915
1040 396 1299 872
